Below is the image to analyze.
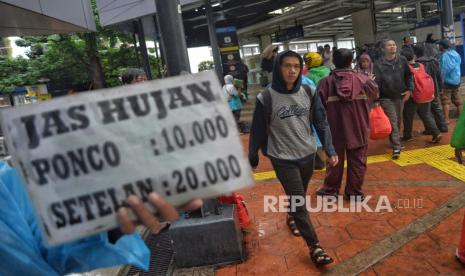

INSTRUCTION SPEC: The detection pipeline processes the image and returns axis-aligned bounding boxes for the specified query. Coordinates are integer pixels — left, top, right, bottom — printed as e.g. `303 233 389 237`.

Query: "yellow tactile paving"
392 150 424 167
252 145 464 183
422 145 456 160
253 171 276 181
367 154 391 164
425 159 465 182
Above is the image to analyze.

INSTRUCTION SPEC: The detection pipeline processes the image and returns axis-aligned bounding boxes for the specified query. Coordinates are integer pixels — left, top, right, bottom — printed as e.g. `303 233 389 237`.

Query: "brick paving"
217 119 465 275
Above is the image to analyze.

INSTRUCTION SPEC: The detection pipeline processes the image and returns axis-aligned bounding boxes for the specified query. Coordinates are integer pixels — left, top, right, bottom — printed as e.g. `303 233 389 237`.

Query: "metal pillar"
132 23 141 68
136 19 153 80
152 15 166 68
439 0 455 43
205 0 223 81
151 15 164 78
154 0 190 76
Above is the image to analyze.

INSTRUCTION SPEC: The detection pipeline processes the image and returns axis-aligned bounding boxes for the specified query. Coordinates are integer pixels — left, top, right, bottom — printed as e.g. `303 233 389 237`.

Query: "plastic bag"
451 109 465 148
218 193 250 228
0 161 150 275
369 105 392 140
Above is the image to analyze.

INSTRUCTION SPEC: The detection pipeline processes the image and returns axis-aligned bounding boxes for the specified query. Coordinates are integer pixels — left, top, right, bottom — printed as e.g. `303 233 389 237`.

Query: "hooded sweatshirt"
440 49 462 87
248 50 335 167
355 53 374 75
318 70 379 149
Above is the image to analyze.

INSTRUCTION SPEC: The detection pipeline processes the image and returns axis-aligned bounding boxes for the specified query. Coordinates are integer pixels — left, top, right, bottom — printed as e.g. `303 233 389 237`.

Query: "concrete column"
352 8 376 48
259 34 272 53
416 2 423 22
283 42 289 50
332 36 338 48
439 0 455 43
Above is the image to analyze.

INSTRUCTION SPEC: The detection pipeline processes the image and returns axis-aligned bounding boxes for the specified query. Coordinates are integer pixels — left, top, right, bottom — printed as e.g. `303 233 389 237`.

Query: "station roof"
184 0 465 46
0 0 96 37
98 0 465 47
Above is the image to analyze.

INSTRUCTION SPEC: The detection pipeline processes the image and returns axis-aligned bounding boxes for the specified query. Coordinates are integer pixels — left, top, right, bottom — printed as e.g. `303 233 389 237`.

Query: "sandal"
287 215 300 236
310 245 334 266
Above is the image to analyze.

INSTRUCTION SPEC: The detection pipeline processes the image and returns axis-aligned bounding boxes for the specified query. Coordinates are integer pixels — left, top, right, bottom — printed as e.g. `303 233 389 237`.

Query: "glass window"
308 43 317 52
338 41 352 49
297 43 307 51
243 47 252 56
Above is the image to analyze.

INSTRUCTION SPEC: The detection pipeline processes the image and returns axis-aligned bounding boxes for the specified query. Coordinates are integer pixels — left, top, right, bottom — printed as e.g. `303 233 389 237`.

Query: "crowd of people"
249 35 464 266
0 33 464 274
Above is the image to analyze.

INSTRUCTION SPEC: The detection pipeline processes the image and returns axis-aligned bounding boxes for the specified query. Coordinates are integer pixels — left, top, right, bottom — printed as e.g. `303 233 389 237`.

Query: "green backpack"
451 108 465 149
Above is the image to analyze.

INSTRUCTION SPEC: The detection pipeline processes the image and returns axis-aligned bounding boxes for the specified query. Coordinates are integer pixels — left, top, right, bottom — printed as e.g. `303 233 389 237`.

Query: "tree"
83 32 105 89
198 61 214 72
0 0 164 93
0 56 36 92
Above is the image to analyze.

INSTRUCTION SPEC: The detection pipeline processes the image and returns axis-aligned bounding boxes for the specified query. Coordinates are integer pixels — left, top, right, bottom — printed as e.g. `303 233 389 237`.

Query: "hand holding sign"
118 193 202 235
1 71 253 245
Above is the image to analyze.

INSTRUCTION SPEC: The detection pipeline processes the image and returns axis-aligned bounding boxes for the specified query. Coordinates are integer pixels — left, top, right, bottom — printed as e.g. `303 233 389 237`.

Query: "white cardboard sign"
0 71 253 246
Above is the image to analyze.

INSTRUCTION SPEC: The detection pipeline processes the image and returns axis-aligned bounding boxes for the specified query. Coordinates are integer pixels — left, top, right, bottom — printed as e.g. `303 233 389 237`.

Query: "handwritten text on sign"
1 71 253 246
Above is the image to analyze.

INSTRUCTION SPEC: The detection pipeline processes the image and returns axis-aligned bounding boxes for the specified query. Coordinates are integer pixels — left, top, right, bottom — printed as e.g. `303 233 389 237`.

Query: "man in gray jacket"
373 39 414 159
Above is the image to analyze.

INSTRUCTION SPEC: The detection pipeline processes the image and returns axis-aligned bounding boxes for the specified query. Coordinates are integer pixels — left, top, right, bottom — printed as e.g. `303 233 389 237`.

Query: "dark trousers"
379 98 402 150
232 109 241 125
271 156 319 248
430 97 448 132
320 145 368 196
403 98 440 138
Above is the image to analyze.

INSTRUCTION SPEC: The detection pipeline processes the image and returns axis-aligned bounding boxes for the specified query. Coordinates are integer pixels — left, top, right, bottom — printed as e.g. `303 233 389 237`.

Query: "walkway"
217 119 465 275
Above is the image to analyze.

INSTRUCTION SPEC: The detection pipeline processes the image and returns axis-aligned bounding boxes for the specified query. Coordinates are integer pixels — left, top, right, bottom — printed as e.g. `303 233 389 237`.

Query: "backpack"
260 84 315 133
409 63 435 103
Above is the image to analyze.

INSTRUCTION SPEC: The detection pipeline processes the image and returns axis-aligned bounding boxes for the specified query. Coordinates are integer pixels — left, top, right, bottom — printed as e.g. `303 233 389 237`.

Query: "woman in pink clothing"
355 53 375 80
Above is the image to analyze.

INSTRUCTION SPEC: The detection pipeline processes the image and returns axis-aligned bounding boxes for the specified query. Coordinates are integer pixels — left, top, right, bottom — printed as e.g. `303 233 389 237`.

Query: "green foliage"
1 32 162 93
0 0 162 93
0 56 37 92
198 61 214 72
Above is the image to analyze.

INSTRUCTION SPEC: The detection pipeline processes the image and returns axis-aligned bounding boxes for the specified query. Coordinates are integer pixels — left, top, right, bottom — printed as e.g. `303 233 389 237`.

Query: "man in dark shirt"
400 47 442 144
373 39 414 159
413 45 449 133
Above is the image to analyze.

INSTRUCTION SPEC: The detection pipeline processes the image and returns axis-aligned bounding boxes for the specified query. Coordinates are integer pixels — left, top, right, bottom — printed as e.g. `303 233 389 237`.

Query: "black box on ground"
169 203 246 268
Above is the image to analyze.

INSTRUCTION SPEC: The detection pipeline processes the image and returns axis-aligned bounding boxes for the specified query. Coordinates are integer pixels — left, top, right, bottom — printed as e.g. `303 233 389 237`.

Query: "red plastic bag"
370 105 392 140
218 193 251 228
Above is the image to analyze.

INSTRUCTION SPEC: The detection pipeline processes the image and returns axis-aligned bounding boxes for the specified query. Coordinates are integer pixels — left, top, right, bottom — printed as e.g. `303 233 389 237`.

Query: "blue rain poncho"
0 161 150 275
440 49 462 86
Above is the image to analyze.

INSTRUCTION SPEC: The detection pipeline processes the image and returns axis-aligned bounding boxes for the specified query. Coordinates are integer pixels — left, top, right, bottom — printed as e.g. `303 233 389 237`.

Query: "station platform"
216 119 465 275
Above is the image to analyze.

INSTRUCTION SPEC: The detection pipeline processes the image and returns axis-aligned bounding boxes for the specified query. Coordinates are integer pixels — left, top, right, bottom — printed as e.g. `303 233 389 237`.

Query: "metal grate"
126 230 174 276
